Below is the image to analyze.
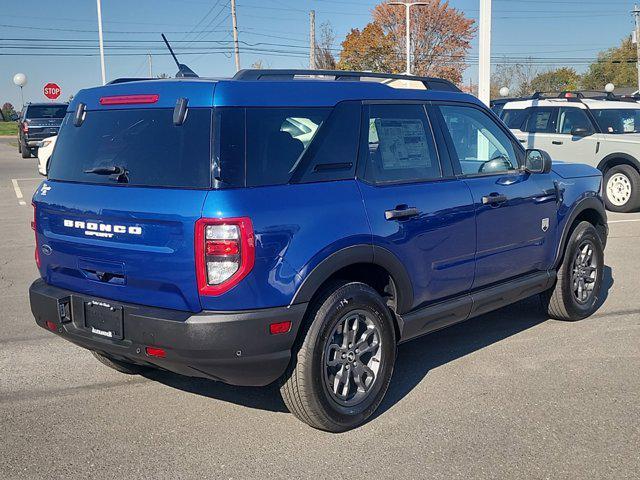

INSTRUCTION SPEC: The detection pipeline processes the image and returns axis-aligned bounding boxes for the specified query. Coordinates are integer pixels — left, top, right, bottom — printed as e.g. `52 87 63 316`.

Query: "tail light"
22 122 29 133
32 202 40 268
195 217 255 296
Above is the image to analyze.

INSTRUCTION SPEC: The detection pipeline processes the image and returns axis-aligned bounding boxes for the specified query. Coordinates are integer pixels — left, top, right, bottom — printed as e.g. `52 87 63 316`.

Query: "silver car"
500 95 640 212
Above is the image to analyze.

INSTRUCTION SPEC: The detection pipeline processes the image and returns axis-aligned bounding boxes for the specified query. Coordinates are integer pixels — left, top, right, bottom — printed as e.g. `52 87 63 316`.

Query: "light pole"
96 0 106 85
13 73 27 108
389 2 429 75
478 0 492 105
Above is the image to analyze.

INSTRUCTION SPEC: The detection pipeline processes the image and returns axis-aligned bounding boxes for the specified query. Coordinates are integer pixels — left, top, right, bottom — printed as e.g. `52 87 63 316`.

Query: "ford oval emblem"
41 244 52 255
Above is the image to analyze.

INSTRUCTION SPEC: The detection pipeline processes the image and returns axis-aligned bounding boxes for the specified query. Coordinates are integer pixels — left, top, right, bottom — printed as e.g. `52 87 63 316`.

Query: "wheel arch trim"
597 153 640 173
554 196 607 268
290 244 414 314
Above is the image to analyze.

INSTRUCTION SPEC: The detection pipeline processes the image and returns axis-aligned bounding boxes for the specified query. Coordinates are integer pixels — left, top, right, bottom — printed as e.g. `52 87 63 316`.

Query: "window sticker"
374 118 431 169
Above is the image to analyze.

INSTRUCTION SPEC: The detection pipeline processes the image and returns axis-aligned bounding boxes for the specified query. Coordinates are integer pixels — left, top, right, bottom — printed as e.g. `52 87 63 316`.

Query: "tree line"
295 1 639 98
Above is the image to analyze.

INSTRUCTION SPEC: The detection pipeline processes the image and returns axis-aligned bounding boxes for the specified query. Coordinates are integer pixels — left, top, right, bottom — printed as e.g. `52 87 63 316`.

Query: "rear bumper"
29 279 307 386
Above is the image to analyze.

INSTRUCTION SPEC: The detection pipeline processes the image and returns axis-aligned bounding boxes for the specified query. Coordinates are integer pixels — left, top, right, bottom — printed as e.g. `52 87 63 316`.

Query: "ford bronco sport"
29 70 608 432
500 91 640 213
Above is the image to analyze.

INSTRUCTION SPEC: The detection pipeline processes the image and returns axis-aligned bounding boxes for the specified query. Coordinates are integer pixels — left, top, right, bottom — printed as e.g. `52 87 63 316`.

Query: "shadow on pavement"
143 266 614 419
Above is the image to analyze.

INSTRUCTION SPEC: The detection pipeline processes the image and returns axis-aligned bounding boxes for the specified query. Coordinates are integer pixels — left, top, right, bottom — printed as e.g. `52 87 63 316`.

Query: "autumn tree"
338 23 396 72
338 0 474 83
530 67 581 93
582 37 637 89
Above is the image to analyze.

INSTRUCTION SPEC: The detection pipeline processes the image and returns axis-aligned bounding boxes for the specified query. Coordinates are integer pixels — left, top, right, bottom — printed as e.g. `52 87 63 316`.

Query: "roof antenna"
161 33 198 78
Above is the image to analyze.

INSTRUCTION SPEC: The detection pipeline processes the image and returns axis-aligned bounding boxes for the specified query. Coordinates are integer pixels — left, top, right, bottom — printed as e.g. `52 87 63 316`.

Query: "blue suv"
29 69 608 431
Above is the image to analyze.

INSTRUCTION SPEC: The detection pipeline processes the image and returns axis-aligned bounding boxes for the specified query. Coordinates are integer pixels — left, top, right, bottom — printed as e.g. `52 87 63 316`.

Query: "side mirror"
10 113 19 121
525 149 552 174
571 127 591 137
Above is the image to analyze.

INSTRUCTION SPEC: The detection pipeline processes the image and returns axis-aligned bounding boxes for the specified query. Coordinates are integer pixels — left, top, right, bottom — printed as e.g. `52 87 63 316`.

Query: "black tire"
280 281 397 432
21 143 31 158
91 351 148 375
542 221 604 321
603 164 640 213
17 141 22 154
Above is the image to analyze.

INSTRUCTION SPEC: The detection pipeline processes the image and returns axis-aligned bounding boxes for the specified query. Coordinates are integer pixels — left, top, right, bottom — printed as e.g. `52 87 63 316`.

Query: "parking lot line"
11 179 26 206
608 219 640 224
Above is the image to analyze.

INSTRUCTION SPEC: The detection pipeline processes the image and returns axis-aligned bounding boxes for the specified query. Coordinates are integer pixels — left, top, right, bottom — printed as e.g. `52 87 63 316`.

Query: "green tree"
2 102 16 120
582 37 637 90
530 67 581 93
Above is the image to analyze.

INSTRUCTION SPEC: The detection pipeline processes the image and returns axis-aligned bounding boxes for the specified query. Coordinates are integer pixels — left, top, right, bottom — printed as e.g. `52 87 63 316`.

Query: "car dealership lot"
0 137 638 479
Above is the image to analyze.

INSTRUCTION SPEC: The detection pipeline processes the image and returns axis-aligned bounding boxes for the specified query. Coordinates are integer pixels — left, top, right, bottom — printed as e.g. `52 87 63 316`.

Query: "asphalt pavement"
0 137 638 479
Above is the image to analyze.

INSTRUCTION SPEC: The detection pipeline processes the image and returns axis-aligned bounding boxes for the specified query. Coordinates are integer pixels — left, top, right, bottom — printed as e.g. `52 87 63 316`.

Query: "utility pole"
148 53 153 77
633 5 640 92
389 2 429 75
96 0 106 85
478 0 492 105
310 10 316 70
231 0 241 72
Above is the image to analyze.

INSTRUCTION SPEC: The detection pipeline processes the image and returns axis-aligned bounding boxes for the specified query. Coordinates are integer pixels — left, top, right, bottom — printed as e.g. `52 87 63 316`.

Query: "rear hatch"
25 104 67 141
33 80 216 312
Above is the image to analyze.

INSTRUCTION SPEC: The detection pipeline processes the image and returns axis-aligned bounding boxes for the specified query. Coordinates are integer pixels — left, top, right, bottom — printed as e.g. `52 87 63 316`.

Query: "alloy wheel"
322 309 382 407
571 240 598 304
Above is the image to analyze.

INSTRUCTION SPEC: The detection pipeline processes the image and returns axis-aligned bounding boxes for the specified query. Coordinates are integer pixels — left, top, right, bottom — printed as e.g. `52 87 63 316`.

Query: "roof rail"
232 69 461 92
107 77 160 85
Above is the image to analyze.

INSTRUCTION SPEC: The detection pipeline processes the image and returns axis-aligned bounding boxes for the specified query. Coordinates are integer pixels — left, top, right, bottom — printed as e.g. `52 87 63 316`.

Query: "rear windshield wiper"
84 166 129 183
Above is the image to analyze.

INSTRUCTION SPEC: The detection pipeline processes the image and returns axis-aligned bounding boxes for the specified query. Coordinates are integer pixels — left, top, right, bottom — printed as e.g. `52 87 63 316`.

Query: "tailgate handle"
82 269 125 285
78 258 125 285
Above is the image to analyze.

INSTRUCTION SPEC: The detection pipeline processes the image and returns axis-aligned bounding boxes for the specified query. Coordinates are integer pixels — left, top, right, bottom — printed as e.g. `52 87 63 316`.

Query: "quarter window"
439 105 519 175
362 104 440 184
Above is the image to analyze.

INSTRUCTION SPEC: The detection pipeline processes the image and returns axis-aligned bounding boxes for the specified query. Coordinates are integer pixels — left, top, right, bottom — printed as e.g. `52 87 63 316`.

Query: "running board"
397 270 556 343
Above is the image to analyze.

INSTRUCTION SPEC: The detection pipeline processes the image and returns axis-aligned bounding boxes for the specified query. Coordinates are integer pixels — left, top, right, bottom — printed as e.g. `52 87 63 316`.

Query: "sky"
0 0 637 108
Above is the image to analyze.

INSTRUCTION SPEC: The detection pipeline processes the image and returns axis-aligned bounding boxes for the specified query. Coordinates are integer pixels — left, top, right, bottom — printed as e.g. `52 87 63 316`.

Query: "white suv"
499 93 640 212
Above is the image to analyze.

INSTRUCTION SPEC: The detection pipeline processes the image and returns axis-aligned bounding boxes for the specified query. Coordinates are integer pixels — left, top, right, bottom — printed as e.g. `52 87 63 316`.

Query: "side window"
523 107 558 133
439 104 519 175
501 109 528 130
558 107 594 135
245 107 330 187
362 104 441 184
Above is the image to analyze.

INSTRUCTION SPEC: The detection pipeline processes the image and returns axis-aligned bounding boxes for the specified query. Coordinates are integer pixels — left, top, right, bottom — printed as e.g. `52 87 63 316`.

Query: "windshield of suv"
48 108 212 188
26 105 67 119
591 108 640 134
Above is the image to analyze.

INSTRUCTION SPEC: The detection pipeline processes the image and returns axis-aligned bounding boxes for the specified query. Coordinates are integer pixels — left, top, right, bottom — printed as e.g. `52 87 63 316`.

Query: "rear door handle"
552 140 563 145
481 193 508 205
385 206 421 220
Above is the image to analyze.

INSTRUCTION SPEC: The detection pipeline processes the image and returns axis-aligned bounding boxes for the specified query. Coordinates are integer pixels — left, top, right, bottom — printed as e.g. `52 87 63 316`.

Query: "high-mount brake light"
99 94 159 105
195 217 255 296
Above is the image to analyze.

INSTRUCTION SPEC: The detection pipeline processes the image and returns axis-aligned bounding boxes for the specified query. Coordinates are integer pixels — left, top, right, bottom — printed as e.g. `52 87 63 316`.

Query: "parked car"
29 70 607 432
18 102 67 159
499 91 640 212
36 135 57 176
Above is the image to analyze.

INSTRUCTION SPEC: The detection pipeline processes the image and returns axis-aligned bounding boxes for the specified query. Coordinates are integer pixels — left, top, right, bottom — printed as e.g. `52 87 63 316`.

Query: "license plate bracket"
84 300 124 340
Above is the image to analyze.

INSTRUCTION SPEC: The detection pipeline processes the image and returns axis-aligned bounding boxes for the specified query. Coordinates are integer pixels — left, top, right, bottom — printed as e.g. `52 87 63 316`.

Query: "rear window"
26 105 67 119
49 108 212 188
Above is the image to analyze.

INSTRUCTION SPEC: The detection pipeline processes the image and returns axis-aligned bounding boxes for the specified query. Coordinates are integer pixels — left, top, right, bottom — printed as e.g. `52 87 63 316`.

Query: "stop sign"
43 83 61 100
